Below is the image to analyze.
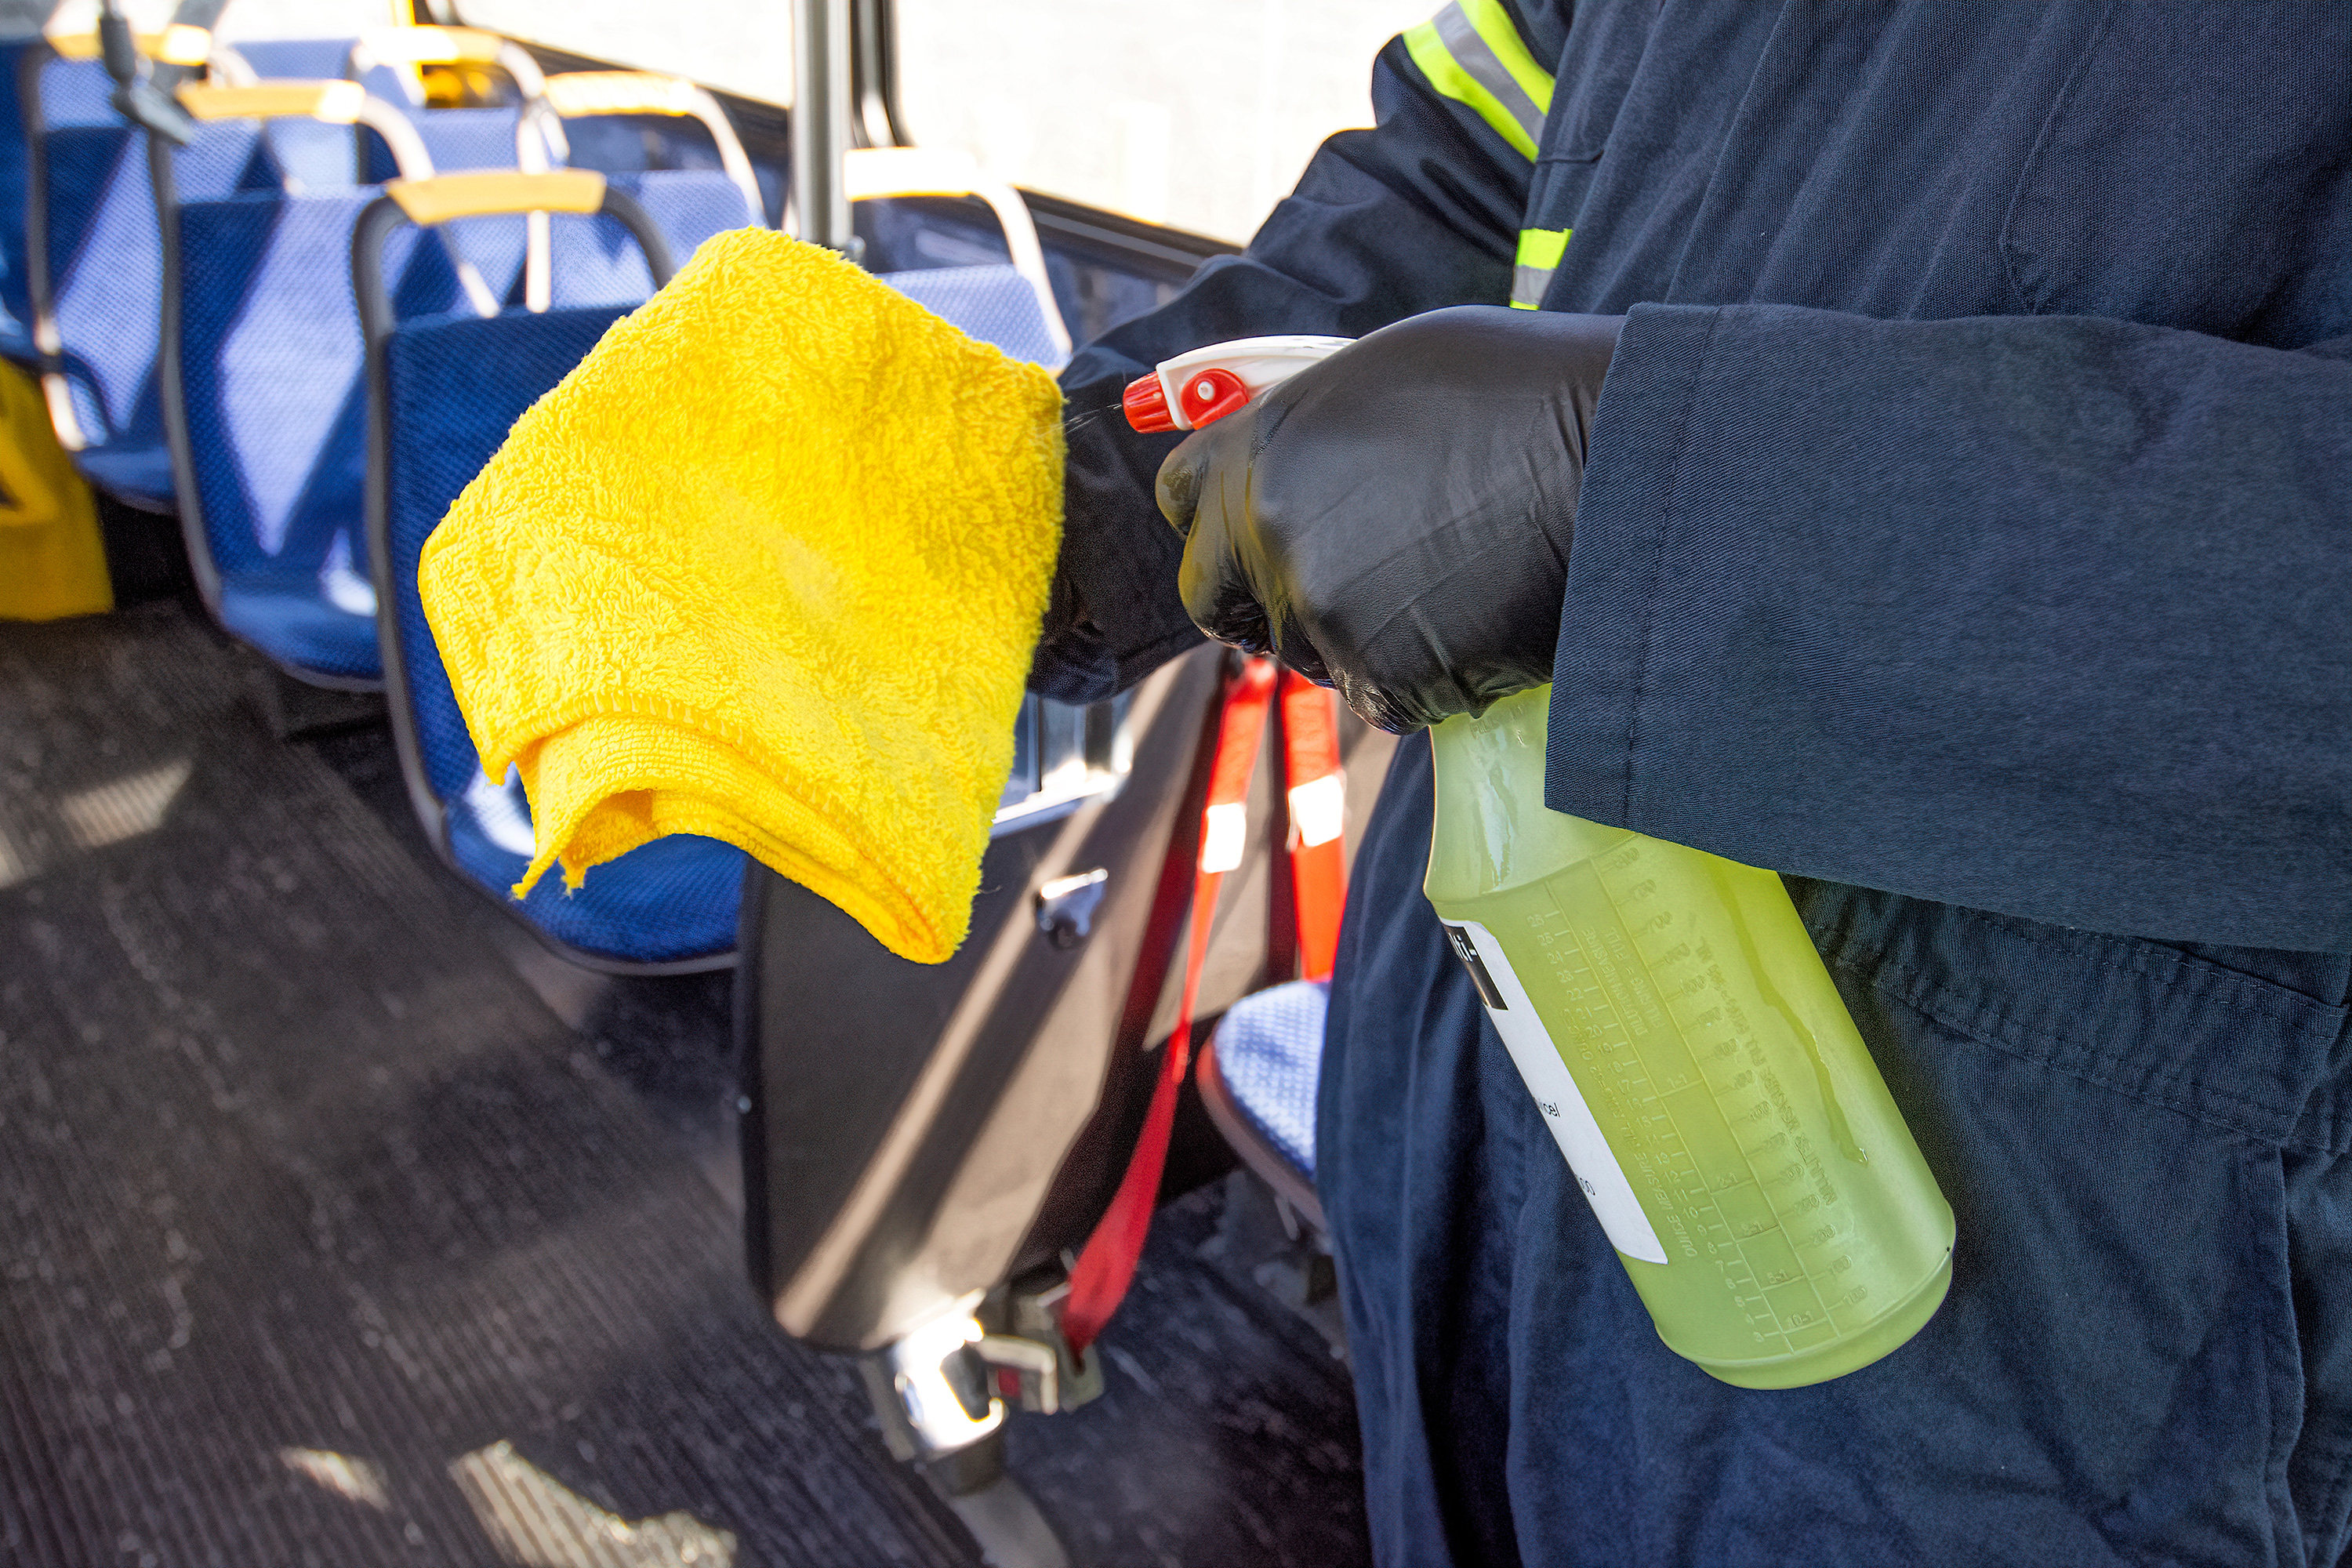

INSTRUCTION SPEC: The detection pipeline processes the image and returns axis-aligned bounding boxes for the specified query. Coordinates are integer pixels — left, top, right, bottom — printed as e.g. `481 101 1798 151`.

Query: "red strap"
1279 670 1348 982
1062 657 1278 1353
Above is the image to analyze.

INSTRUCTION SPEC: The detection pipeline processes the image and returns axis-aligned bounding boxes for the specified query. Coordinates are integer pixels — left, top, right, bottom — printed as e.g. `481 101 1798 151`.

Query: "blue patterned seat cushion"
1212 979 1329 1180
41 74 274 505
383 303 742 964
174 191 474 681
879 264 1065 368
216 583 379 681
445 796 745 963
71 443 176 511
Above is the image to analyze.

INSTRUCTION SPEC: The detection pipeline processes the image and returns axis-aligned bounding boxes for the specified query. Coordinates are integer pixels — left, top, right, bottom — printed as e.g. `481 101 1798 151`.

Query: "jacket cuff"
1544 301 1722 822
1029 343 1204 704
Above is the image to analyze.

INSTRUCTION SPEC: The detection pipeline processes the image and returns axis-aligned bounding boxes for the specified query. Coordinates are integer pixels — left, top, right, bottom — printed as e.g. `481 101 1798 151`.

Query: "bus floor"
0 600 1368 1568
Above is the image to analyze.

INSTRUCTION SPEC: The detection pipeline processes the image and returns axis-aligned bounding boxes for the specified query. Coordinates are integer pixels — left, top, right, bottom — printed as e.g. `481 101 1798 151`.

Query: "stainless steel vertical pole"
793 0 857 256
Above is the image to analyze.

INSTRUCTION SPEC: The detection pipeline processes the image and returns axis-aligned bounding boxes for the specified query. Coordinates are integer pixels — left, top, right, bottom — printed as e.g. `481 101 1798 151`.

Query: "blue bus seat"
364 170 1085 967
878 263 1066 370
541 71 766 239
25 50 283 510
1200 978 1330 1225
155 78 506 686
211 37 365 190
0 42 42 360
363 190 744 969
166 190 481 683
550 170 752 300
847 148 1073 372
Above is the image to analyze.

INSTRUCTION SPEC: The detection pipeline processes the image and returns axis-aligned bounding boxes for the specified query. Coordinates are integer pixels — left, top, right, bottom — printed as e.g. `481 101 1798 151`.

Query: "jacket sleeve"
1548 303 2352 951
1034 2 1564 703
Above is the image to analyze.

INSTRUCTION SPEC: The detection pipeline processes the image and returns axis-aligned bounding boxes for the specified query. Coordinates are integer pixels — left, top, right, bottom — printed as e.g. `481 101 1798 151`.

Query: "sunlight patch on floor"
58 758 192 849
451 1440 736 1568
278 1446 393 1511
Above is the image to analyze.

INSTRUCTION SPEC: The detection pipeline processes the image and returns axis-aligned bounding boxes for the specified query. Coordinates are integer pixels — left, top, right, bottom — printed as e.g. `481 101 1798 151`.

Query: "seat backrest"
878 263 1066 369
171 188 470 593
376 311 750 967
360 182 741 967
844 147 1073 368
376 299 630 808
366 103 532 178
218 38 359 80
557 170 752 300
199 41 372 191
27 53 272 463
542 70 767 225
0 42 39 356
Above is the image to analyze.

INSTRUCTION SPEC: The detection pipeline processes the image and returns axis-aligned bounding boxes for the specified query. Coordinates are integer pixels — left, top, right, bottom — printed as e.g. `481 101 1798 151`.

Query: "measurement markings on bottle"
1526 894 1694 1261
1592 842 1856 1350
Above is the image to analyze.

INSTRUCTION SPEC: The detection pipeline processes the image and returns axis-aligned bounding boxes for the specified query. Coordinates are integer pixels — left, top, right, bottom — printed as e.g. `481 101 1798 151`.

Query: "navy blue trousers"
1321 736 2352 1568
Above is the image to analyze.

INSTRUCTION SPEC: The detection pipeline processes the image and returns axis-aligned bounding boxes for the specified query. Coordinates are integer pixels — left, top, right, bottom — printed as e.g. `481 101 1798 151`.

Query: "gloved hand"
1156 305 1622 732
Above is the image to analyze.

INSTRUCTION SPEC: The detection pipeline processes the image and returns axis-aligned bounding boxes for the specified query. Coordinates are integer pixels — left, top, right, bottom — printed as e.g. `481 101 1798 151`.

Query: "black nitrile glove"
1156 305 1622 732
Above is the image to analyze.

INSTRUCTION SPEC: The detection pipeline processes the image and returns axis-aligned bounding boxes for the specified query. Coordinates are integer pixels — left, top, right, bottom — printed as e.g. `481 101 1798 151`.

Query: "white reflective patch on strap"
1287 773 1346 848
1200 800 1249 873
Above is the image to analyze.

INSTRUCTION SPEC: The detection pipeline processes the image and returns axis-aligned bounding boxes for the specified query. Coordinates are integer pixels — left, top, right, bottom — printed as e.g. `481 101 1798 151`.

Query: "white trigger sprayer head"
1120 335 1352 433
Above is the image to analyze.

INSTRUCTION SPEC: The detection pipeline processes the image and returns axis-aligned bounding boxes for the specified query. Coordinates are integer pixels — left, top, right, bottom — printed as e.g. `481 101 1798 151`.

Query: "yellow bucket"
0 358 111 621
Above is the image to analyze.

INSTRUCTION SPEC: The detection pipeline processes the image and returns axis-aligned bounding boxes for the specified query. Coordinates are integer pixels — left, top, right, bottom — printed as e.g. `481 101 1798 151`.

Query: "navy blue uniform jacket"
1035 4 2352 1563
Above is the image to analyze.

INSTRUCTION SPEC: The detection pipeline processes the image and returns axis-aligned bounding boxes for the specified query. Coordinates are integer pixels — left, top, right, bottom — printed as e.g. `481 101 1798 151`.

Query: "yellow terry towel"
419 231 1062 964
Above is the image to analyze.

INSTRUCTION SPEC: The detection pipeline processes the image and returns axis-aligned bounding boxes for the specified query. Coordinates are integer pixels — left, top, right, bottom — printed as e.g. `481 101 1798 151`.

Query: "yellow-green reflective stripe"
1458 0 1554 114
1511 226 1569 308
1403 0 1555 161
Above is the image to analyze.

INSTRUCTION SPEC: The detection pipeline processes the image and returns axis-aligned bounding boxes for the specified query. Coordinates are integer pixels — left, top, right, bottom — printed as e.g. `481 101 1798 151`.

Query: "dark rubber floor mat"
1002 1178 1369 1568
0 605 973 1568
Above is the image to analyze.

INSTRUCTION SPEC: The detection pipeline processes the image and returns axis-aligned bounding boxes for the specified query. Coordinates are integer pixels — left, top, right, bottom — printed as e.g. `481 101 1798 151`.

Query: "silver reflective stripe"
1434 2 1546 154
1511 262 1554 308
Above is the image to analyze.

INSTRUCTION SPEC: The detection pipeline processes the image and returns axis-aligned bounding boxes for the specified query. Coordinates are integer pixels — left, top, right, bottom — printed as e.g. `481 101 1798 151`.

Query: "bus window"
37 0 400 37
210 0 406 38
895 0 1432 244
448 0 792 104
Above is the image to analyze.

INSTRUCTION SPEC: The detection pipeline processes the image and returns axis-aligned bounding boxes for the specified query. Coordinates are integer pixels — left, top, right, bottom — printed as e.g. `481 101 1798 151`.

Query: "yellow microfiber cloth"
418 230 1063 964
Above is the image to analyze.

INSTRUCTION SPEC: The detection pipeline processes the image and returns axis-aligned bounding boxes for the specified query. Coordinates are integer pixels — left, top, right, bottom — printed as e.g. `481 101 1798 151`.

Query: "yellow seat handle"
385 170 608 225
43 23 212 67
178 81 368 125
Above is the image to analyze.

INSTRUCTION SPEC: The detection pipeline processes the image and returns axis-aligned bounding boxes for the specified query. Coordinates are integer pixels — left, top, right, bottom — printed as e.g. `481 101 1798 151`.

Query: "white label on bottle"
1444 920 1668 1265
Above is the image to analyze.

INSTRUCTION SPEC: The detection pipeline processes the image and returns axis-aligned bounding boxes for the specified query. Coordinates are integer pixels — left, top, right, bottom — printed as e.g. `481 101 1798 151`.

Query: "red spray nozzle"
1122 372 1174 433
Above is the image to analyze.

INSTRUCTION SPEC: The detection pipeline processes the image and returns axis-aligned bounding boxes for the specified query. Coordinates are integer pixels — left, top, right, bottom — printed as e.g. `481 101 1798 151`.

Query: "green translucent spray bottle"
1425 685 1955 1388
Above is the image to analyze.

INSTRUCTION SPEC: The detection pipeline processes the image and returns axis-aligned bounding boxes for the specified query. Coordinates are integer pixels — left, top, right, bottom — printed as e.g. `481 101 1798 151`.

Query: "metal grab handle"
349 25 548 96
840 146 1073 358
350 173 675 350
41 21 211 67
541 71 764 227
176 81 437 183
350 26 564 310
